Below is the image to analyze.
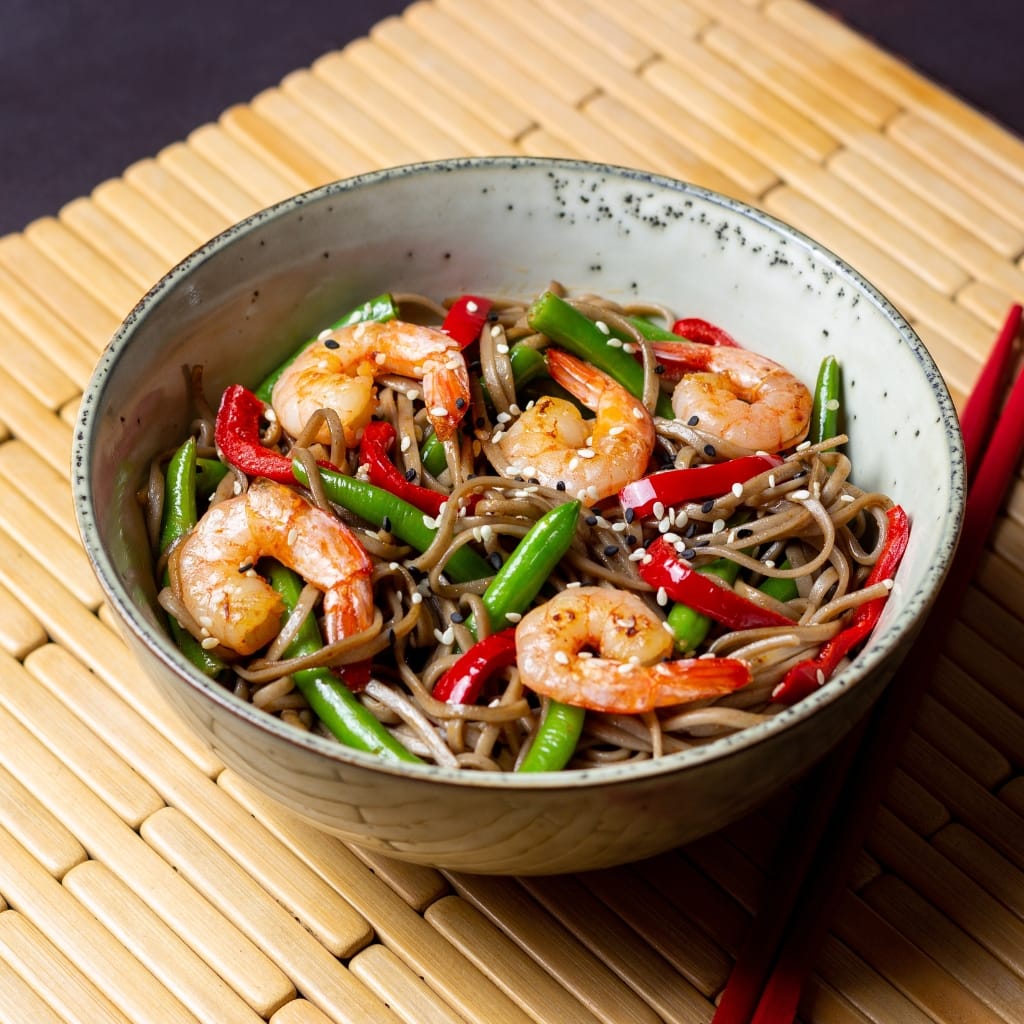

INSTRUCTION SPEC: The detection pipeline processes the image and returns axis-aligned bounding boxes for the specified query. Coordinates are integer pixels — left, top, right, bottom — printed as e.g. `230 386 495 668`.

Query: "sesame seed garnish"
711 518 726 534
422 514 438 529
687 415 700 426
411 592 423 605
429 405 447 417
509 404 521 416
790 489 811 501
374 352 386 365
825 398 840 411
632 408 644 419
629 549 646 561
201 636 220 650
652 501 666 519
568 457 580 471
658 518 671 534
405 467 418 482
264 407 277 422
389 562 400 571
701 499 715 514
764 559 776 569
622 343 637 355
287 528 298 546
489 551 503 570
603 544 619 557
731 482 744 498
318 328 333 341
841 494 855 502
490 324 502 337
768 474 777 488
496 342 510 354
491 429 505 443
796 440 812 451
656 586 668 606
407 389 420 401
612 521 627 533
607 337 623 348
466 300 478 312
555 651 570 665
816 669 826 686
609 425 625 436
703 444 717 457
595 320 610 335
588 486 600 501
566 580 582 588
577 448 596 459
400 436 411 452
506 611 522 623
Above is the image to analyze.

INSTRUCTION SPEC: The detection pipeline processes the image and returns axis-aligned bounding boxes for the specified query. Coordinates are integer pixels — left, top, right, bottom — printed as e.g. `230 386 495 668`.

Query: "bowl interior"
75 157 965 791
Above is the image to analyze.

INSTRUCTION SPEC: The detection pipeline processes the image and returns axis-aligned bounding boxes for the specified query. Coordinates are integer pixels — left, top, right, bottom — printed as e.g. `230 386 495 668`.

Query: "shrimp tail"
423 356 471 442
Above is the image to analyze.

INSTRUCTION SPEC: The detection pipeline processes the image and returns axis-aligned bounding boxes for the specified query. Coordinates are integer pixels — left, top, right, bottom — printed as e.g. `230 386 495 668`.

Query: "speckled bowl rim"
74 156 965 792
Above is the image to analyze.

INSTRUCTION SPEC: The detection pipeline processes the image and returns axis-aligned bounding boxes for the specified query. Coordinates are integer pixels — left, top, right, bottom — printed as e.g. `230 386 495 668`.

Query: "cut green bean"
810 354 841 447
292 459 493 584
527 291 675 418
517 701 586 773
265 561 421 764
254 293 398 403
159 437 224 677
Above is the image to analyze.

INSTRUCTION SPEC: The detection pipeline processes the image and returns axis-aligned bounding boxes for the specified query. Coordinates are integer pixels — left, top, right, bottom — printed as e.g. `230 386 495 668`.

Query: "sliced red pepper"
441 295 493 349
619 455 784 518
773 505 910 704
640 537 794 631
358 421 447 517
432 628 517 704
670 317 741 347
215 384 296 483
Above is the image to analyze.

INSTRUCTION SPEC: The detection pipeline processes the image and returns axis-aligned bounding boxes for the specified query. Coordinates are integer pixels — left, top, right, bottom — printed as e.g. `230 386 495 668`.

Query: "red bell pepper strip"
620 455 784 518
772 505 910 704
639 537 794 631
432 628 517 704
670 317 741 348
358 421 447 517
441 295 493 349
215 384 297 483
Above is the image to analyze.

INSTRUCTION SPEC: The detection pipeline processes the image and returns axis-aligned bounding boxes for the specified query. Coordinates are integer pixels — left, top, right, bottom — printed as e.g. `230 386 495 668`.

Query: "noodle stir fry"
148 284 907 772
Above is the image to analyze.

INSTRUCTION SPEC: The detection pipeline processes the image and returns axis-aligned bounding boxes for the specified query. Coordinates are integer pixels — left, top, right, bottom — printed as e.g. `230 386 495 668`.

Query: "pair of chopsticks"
713 302 1024 1024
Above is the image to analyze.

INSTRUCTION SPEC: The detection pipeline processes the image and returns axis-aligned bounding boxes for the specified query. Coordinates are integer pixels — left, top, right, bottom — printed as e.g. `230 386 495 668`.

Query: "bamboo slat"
1 2 1022 1021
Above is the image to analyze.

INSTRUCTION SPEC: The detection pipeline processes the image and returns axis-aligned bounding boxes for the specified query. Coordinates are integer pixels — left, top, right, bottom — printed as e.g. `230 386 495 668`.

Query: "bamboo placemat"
0 1 1022 1021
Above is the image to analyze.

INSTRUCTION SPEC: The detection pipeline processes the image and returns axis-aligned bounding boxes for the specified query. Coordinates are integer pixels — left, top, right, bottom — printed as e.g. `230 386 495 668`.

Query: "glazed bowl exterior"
74 158 964 874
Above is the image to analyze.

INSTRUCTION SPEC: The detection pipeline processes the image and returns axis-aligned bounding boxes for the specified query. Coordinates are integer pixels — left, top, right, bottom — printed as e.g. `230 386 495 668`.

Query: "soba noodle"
149 283 899 772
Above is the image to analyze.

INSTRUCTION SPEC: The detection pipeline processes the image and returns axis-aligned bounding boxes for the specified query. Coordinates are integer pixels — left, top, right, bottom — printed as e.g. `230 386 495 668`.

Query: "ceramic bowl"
74 157 964 874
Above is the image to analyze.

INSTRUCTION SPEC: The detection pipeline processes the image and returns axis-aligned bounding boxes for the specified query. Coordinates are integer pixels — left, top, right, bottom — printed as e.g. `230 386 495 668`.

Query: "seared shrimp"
496 348 654 502
173 478 373 655
652 341 812 452
271 319 471 447
515 587 751 714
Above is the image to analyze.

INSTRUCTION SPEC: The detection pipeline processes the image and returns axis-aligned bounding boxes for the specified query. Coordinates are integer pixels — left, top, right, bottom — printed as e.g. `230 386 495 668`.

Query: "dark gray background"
2 1 1021 237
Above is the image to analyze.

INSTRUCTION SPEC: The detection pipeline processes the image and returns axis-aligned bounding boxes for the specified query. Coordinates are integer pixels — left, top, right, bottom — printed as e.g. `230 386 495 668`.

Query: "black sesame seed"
693 538 710 548
654 364 665 375
323 338 340 350
681 548 697 560
685 522 698 538
488 551 504 570
687 415 699 426
624 507 635 523
737 528 754 539
556 480 566 491
450 611 465 624
238 562 253 573
455 396 466 410
404 468 418 482
603 544 619 557
387 629 396 644
701 499 715 514
585 515 599 527
382 515 392 533
624 534 638 547
703 444 717 458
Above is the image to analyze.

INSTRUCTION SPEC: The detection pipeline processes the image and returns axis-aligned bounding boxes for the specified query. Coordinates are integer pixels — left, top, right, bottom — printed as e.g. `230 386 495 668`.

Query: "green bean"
159 437 224 677
527 291 675 418
517 701 586 773
666 558 741 654
810 354 841 447
265 561 421 764
467 499 582 636
292 459 493 584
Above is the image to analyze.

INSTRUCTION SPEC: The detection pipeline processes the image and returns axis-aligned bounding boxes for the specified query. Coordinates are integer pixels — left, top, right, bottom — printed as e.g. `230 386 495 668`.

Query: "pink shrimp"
652 341 812 452
495 348 655 503
172 478 373 656
271 319 471 447
515 586 751 714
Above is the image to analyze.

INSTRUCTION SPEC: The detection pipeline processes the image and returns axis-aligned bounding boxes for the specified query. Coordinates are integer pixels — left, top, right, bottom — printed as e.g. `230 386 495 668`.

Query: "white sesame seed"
400 436 411 452
496 411 512 424
509 404 521 416
825 398 840 411
731 482 744 498
764 559 776 569
632 408 644 419
768 474 777 488
656 586 668 606
389 562 400 570
491 429 505 443
882 578 894 590
201 636 220 650
612 521 627 533
465 300 478 312
287 528 298 546
555 651 570 665
411 592 423 605
199 615 213 629
316 358 329 370
841 494 855 502
587 486 600 501
578 449 596 459
318 328 333 341
521 465 537 477
816 669 826 686
422 515 438 529
505 611 522 623
642 554 653 566
790 489 811 501
658 518 671 534
622 343 637 355
629 549 646 561
491 324 502 337
481 525 494 542
429 405 447 418
407 389 420 401
652 501 666 520
496 343 510 354
232 480 242 495
264 407 277 422
609 425 625 436
568 457 580 471
662 620 676 636
566 580 582 588
595 320 610 335
663 532 681 544
796 440 811 451
712 518 726 534
618 661 634 674
374 352 386 365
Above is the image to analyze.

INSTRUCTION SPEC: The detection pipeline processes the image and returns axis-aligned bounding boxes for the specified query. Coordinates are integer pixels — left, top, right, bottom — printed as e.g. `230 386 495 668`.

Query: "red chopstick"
713 304 1024 1024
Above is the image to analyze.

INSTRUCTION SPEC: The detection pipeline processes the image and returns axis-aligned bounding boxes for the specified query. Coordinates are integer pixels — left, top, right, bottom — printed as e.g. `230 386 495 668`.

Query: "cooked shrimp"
515 587 751 714
495 348 655 502
652 341 812 452
271 319 471 447
173 478 373 655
